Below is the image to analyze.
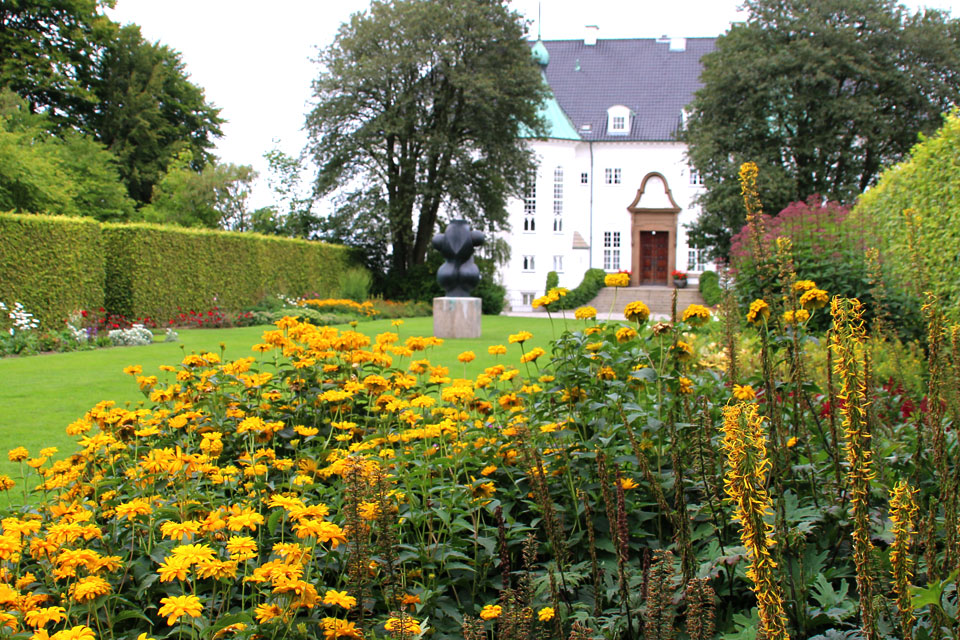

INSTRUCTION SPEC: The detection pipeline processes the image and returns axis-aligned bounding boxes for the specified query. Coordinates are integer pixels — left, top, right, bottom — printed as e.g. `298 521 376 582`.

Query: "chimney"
584 25 599 46
669 37 686 52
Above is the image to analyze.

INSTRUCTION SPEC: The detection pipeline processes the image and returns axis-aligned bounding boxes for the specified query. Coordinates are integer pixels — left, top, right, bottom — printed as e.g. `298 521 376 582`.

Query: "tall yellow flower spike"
720 402 790 640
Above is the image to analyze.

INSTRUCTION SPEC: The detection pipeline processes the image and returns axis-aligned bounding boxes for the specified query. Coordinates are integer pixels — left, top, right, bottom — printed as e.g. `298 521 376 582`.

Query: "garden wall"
0 213 105 329
0 212 355 328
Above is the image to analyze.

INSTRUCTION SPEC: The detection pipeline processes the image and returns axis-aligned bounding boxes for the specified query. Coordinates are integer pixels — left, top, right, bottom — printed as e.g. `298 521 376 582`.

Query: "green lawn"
0 315 564 505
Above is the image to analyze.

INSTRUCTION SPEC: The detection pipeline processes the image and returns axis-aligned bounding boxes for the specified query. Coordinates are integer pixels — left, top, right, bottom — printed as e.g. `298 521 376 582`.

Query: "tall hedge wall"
102 223 352 320
853 113 960 313
0 213 105 329
0 213 355 328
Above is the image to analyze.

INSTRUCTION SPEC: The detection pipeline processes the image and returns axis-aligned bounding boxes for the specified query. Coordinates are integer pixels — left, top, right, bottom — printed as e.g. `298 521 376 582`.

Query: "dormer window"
607 105 630 135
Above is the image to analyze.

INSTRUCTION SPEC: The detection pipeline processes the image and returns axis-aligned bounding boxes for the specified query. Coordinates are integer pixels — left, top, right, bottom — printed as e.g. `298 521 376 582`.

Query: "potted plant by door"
671 270 688 288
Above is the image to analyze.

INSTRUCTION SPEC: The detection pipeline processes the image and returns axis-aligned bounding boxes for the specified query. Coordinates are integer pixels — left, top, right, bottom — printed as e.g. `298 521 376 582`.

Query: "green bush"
853 112 960 317
698 270 722 306
0 212 105 329
339 267 372 302
473 278 506 315
545 270 559 293
553 268 607 309
102 223 353 320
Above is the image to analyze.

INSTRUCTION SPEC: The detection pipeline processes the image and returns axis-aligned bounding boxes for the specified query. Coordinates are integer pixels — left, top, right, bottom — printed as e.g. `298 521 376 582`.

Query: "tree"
0 91 134 221
82 25 224 204
0 0 115 123
139 152 255 229
263 148 321 238
306 0 547 278
684 0 960 259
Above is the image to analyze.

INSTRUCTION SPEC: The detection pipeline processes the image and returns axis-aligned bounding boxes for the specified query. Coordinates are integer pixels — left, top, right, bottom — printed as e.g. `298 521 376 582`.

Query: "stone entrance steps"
587 285 705 318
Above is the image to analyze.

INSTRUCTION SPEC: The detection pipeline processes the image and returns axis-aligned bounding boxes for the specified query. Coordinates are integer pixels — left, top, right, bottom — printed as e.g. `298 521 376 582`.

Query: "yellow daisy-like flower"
157 594 203 626
508 331 533 344
671 340 694 361
255 603 283 623
323 590 357 610
50 625 96 640
617 477 638 490
678 376 694 394
457 351 476 363
681 304 712 326
24 606 66 628
604 273 630 287
799 288 829 310
487 344 507 355
746 299 770 324
520 347 546 363
574 306 597 320
538 607 555 622
732 384 756 401
7 447 28 462
623 301 650 324
615 327 637 343
384 615 421 635
793 279 816 293
787 436 798 448
479 604 502 620
69 575 112 603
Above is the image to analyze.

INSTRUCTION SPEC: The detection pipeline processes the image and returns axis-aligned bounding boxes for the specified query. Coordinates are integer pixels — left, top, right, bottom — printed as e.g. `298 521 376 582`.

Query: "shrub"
698 270 722 306
339 267 373 302
0 213 105 330
107 323 153 346
729 196 919 336
853 112 960 317
552 268 606 309
545 270 559 293
103 223 352 320
472 278 506 315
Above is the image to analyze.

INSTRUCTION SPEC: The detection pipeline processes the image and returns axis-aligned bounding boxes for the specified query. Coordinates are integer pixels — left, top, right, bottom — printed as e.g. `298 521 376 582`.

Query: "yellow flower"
7 447 28 462
681 304 712 326
732 384 756 401
793 279 816 292
24 606 66 628
69 576 112 603
50 626 96 640
746 299 770 324
538 607 555 622
157 594 203 626
323 590 357 610
322 617 362 639
457 351 476 363
604 273 630 287
799 288 829 310
623 301 650 324
255 603 283 623
479 604 502 620
520 347 546 363
617 477 638 490
678 376 694 394
508 331 533 344
615 326 637 342
294 425 319 437
384 615 421 635
671 340 694 361
575 306 597 320
787 436 798 448
487 344 507 355
481 465 497 476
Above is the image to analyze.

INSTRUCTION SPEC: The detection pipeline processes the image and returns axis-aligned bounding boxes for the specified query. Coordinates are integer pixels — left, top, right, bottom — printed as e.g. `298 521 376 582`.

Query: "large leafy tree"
684 0 960 259
82 25 224 204
306 0 547 277
0 0 115 122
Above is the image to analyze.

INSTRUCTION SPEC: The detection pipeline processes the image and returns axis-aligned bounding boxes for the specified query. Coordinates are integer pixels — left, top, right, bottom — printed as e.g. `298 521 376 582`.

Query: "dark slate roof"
536 37 716 142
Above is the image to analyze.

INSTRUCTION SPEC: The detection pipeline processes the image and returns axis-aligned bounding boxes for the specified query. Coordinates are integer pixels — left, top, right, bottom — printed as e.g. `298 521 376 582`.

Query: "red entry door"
638 231 669 285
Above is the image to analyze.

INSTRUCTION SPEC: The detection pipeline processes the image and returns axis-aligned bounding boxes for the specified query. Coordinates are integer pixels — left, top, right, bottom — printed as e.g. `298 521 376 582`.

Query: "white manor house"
499 30 717 310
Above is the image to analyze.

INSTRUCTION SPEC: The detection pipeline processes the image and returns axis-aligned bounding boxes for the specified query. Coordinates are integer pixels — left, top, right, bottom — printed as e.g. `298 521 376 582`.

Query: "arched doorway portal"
627 172 681 286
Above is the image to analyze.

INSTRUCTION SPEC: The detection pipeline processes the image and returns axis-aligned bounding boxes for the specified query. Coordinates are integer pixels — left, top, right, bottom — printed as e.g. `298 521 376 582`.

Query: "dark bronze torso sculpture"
432 220 485 297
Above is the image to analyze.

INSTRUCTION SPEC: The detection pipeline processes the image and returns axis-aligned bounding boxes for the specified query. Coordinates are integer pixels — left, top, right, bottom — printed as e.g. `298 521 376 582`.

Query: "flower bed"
0 287 956 639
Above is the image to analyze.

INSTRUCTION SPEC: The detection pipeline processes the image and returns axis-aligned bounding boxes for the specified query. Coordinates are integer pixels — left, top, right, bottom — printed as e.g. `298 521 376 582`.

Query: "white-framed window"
553 166 563 233
553 255 564 272
690 168 704 186
604 168 621 185
522 255 535 271
524 215 536 232
687 247 709 272
607 105 630 135
580 171 588 184
523 172 536 215
553 216 562 232
521 292 535 306
603 231 621 270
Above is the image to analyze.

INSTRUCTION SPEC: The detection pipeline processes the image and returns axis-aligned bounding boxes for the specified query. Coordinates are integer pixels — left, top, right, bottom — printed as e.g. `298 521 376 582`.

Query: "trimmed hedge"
0 213 356 328
102 223 353 320
0 213 105 329
698 270 722 306
554 268 607 309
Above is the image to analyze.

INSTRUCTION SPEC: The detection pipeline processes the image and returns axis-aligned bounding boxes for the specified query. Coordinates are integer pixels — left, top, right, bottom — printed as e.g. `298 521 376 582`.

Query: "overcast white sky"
105 0 960 210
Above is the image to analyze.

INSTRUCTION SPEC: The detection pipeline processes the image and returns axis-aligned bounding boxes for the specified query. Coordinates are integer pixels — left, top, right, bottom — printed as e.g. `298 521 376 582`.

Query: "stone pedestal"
433 297 482 339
